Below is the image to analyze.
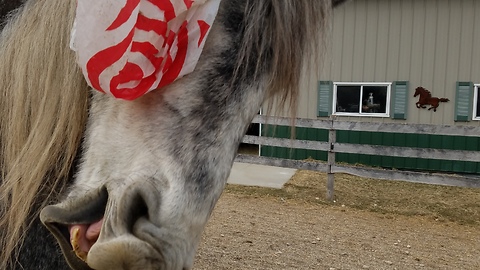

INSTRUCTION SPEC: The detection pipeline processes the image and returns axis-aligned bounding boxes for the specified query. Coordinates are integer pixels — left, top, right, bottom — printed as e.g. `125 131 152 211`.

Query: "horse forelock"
238 0 331 116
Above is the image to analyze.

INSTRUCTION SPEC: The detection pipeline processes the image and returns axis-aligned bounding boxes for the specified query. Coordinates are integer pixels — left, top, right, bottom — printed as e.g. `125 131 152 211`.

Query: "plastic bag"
71 0 221 100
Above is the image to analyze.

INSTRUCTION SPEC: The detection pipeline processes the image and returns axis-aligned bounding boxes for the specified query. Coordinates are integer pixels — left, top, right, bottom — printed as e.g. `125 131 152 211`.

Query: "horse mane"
0 0 89 267
239 0 331 116
416 86 432 97
0 0 331 267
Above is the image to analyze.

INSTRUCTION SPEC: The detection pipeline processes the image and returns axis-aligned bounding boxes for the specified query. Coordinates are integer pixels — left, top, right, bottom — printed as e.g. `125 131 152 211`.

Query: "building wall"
297 0 480 126
261 0 480 174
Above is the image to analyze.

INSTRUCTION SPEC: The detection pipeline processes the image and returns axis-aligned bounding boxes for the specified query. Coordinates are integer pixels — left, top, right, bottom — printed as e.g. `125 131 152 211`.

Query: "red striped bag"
71 0 221 100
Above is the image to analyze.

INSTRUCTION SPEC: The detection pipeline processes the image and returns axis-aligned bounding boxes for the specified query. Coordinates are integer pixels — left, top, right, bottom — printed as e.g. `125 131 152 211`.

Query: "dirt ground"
194 171 480 270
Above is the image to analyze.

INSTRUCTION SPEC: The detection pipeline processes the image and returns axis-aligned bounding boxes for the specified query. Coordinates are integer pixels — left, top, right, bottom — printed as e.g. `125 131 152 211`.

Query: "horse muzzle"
40 181 194 270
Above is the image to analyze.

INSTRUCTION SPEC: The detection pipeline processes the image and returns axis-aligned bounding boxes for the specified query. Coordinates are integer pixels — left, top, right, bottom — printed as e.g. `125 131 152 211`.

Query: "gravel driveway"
195 192 479 270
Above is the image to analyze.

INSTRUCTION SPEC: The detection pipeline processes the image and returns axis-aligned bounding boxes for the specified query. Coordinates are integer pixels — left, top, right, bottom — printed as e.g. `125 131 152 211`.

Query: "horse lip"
40 187 109 270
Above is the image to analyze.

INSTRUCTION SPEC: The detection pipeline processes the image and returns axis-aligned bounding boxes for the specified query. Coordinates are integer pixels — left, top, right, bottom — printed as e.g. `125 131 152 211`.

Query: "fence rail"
251 115 480 137
235 115 480 200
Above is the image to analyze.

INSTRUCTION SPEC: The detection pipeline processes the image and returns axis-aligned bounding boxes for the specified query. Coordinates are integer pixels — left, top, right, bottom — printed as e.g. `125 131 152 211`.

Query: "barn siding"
297 0 480 126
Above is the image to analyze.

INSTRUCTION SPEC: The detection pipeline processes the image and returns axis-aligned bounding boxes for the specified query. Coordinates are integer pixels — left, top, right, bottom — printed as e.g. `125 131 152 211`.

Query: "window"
333 82 391 117
473 84 480 120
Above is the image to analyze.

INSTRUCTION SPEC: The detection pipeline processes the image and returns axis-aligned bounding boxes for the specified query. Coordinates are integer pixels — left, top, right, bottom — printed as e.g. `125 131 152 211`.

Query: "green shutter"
318 81 333 117
391 81 409 119
455 82 473 122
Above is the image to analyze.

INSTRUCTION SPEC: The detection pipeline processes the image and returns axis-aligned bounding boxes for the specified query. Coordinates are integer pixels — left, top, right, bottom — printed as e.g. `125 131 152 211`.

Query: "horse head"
414 86 432 98
0 0 346 269
414 86 423 97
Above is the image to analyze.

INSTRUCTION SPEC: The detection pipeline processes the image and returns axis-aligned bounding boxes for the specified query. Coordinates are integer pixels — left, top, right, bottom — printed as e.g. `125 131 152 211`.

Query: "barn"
260 0 480 174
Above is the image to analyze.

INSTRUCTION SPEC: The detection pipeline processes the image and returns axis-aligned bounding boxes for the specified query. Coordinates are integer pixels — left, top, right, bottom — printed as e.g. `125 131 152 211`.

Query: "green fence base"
260 125 480 174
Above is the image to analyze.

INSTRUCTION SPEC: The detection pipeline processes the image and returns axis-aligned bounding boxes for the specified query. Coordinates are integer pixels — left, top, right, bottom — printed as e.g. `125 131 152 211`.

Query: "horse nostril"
126 192 150 232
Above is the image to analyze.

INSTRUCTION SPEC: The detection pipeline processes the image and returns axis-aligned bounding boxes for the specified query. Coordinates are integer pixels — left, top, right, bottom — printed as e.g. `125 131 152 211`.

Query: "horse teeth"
70 227 88 262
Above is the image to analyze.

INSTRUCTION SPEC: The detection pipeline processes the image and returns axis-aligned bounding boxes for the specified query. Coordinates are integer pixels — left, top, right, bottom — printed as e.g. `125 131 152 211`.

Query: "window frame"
472 84 480 121
332 82 392 117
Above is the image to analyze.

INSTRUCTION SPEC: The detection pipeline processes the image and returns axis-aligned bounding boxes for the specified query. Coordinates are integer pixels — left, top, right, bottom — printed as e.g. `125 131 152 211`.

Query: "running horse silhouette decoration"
414 86 450 112
0 0 347 269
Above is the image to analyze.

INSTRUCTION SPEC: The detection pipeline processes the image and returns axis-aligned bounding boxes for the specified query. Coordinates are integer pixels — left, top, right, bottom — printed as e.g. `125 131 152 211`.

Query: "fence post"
326 119 336 201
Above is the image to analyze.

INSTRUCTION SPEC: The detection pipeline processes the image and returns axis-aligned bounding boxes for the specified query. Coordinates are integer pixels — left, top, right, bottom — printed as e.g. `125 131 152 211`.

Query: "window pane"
361 86 388 113
476 87 480 118
336 85 361 113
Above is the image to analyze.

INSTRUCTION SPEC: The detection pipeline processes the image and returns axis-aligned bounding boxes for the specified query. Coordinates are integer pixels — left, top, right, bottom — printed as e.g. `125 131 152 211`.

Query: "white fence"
235 115 480 200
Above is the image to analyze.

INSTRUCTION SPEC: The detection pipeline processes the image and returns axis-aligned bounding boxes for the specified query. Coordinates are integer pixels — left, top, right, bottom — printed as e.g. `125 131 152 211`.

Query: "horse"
0 0 347 269
414 86 450 112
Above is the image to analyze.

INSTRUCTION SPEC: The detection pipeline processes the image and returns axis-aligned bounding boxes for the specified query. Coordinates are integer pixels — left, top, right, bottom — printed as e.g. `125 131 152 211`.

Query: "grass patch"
225 170 480 226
